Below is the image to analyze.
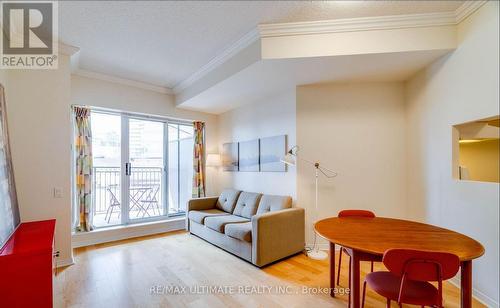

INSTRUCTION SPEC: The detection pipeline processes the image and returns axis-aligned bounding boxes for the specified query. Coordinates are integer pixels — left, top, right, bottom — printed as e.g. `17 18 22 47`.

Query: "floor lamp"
206 153 221 195
281 145 337 260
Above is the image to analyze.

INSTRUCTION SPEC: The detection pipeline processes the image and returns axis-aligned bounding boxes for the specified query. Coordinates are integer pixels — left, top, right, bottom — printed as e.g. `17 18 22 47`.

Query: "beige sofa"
187 189 305 267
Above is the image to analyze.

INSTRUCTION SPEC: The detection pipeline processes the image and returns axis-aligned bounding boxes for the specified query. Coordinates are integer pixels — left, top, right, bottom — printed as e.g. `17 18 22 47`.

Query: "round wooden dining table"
315 217 484 308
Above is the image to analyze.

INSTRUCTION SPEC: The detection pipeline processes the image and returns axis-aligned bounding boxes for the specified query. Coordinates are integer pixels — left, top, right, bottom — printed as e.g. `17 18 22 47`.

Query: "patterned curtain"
193 121 206 198
74 107 93 232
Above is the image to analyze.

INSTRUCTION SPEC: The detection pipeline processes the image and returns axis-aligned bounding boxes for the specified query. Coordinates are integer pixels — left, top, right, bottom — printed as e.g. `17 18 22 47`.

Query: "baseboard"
72 218 185 248
449 276 499 308
306 243 338 251
56 256 74 268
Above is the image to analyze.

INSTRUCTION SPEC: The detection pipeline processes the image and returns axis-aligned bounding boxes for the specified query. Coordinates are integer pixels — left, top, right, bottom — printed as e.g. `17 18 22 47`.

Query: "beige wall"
216 89 296 198
297 82 407 246
0 70 7 88
405 2 499 305
4 55 73 265
71 75 219 196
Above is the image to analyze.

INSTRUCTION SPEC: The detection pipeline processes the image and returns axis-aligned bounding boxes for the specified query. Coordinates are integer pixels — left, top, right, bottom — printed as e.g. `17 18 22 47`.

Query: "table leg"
350 250 361 308
330 242 335 297
461 260 472 308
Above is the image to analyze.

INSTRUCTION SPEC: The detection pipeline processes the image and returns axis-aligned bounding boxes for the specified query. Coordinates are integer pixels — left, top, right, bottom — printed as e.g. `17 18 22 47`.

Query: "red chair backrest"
383 249 460 282
338 209 375 218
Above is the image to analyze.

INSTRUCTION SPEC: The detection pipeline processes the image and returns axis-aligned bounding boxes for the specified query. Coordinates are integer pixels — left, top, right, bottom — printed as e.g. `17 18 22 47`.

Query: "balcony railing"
91 166 183 227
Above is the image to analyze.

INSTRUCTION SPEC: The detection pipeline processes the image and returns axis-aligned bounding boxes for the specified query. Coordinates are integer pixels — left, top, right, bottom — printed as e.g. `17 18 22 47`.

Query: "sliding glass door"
168 123 194 215
91 112 122 227
127 118 166 222
90 110 192 228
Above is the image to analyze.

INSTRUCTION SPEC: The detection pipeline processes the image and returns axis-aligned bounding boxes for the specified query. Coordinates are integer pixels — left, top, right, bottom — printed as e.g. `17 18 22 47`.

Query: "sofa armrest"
251 208 305 267
186 197 218 230
187 197 218 211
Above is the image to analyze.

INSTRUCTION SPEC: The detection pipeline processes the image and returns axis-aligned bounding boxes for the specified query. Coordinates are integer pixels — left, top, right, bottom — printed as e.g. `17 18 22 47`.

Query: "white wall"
216 89 296 199
297 82 407 246
405 2 499 306
71 74 219 196
4 55 73 266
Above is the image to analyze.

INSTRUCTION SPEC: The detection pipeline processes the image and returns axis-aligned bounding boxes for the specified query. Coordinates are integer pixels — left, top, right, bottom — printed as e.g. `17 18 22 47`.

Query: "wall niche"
453 116 499 183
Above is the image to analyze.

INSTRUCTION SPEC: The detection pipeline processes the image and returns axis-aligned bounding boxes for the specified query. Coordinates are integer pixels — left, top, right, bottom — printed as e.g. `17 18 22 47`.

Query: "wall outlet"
53 187 63 198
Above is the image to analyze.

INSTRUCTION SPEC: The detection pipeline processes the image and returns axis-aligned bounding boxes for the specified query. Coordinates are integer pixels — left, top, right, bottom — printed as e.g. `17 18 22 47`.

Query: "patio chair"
140 185 161 217
105 186 121 223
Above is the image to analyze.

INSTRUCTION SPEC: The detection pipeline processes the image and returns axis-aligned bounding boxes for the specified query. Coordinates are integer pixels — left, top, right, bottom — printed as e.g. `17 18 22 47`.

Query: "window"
168 124 194 215
87 109 194 228
91 112 122 227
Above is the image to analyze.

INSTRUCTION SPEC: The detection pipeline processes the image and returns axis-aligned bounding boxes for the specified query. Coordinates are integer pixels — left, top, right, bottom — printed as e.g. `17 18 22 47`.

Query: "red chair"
337 210 381 308
363 249 460 308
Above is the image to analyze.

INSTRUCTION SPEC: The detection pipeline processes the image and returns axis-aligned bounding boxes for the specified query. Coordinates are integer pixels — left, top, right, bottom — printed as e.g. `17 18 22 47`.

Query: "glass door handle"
125 163 132 176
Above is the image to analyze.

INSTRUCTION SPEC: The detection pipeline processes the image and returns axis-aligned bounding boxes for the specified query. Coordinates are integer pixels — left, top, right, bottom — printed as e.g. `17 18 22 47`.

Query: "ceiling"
60 1 465 89
178 50 451 114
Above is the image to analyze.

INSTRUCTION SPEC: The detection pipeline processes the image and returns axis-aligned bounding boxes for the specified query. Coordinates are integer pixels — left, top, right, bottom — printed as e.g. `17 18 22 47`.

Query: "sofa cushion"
216 189 241 213
225 222 252 242
188 209 229 224
256 194 292 214
204 215 249 233
232 192 262 218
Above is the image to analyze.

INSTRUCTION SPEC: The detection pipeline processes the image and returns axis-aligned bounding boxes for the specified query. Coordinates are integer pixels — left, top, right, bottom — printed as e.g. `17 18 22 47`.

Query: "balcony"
92 166 185 228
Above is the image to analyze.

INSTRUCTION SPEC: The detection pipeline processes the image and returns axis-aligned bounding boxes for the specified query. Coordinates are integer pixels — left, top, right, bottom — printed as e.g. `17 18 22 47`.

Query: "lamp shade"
280 153 296 166
206 153 221 167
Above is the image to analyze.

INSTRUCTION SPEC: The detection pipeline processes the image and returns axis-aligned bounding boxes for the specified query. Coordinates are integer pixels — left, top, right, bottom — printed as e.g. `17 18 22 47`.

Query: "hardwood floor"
55 231 486 308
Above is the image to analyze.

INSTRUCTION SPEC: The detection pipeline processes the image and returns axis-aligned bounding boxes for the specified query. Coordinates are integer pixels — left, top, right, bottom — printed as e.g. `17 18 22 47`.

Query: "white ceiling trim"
258 12 457 37
59 42 80 56
174 1 485 96
73 69 174 95
455 0 488 23
258 1 487 38
173 28 260 94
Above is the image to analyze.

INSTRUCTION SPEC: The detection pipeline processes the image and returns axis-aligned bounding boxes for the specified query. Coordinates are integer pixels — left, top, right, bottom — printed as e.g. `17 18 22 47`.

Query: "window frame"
72 105 194 229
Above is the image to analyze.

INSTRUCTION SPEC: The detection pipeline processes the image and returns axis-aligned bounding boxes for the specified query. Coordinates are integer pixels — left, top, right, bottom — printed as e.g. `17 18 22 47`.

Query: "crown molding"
259 12 459 38
258 1 487 38
59 42 80 56
73 69 174 95
173 28 260 94
455 0 488 23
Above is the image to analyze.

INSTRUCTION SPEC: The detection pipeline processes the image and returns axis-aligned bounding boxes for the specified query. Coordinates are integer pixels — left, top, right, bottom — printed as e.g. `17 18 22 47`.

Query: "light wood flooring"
55 231 486 308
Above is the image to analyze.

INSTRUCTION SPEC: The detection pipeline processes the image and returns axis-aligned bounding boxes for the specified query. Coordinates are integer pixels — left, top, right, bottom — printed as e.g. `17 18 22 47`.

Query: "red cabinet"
0 219 56 308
